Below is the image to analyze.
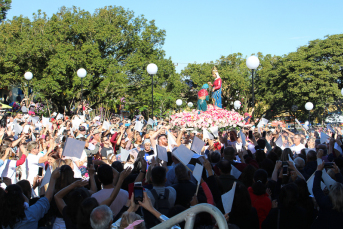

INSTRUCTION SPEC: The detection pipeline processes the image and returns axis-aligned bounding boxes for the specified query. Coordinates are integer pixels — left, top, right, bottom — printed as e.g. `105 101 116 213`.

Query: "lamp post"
291 105 298 132
147 63 158 119
305 102 313 127
234 100 241 110
77 68 87 113
176 99 182 113
246 56 260 121
24 72 33 106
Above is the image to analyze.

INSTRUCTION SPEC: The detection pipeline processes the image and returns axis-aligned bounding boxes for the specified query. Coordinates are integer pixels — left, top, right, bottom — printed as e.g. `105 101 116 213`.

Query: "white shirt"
291 143 305 154
26 153 44 184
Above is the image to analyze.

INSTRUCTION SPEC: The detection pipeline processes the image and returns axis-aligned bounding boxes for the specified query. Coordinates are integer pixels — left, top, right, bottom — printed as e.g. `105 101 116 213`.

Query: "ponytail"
252 169 268 195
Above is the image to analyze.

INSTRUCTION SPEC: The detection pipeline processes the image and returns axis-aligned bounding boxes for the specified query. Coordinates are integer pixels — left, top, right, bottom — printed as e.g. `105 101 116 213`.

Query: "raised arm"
54 179 88 214
101 168 132 206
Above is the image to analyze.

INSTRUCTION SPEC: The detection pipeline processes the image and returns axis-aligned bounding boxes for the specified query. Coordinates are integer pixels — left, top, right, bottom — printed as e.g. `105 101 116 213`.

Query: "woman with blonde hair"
119 212 146 229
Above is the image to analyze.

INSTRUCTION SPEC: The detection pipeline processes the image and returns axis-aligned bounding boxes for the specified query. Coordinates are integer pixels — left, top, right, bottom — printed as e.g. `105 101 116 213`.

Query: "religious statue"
208 66 222 108
197 84 209 111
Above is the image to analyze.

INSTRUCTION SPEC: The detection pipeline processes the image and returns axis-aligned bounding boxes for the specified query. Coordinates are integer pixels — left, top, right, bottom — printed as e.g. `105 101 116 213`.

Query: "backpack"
150 188 170 216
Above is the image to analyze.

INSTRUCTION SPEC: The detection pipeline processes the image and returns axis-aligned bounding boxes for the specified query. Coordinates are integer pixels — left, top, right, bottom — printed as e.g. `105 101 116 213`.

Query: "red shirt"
248 187 272 228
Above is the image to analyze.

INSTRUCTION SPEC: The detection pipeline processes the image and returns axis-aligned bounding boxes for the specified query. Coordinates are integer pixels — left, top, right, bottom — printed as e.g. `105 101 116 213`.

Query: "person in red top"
248 169 272 228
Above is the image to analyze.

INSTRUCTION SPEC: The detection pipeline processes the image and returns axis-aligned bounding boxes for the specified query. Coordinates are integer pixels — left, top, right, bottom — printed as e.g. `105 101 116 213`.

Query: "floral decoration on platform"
170 105 245 130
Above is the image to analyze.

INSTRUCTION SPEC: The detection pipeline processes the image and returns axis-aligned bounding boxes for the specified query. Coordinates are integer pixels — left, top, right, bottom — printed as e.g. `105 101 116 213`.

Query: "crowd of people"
0 105 343 229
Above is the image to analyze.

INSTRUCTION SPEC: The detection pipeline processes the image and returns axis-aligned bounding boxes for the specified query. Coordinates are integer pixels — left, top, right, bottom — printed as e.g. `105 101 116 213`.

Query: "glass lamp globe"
246 56 260 70
77 68 87 78
24 72 33 80
147 63 158 75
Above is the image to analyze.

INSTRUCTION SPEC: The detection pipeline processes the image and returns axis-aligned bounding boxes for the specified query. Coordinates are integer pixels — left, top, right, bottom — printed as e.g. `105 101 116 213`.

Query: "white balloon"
176 99 182 106
246 56 260 70
234 100 241 109
24 72 33 80
147 63 158 75
77 68 87 78
305 102 313 111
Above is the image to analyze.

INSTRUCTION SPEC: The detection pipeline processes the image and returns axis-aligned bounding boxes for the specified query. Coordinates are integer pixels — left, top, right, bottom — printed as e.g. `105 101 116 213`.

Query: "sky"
6 0 343 73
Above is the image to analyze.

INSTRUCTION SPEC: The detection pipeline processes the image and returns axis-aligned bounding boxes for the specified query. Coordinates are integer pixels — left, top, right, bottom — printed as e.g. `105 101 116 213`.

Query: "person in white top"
25 141 51 186
291 134 305 154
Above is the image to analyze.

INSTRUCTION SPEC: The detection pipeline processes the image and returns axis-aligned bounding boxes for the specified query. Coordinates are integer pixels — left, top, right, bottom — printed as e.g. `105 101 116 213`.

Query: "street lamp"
291 105 298 132
246 56 260 121
234 100 241 110
305 102 313 127
176 99 182 112
77 68 87 113
24 72 33 105
147 63 158 119
341 88 343 96
187 102 193 108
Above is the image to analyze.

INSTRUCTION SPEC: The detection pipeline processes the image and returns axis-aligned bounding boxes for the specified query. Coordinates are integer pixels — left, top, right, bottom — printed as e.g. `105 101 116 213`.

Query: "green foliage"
0 6 187 115
182 34 343 122
0 0 11 22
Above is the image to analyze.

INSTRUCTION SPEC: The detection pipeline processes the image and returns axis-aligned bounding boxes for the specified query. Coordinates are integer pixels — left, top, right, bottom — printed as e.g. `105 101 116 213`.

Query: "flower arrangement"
170 105 245 131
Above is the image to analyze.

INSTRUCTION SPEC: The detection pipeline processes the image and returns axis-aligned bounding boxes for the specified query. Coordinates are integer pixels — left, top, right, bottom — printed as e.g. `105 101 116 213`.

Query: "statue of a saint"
197 84 209 111
208 66 222 108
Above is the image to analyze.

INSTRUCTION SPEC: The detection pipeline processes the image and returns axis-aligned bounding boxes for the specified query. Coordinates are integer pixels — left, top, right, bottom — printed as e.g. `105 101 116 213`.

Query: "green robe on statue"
197 95 209 111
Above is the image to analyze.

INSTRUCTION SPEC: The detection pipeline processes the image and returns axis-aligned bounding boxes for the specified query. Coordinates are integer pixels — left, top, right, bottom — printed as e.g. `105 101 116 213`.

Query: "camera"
134 182 143 204
324 162 334 168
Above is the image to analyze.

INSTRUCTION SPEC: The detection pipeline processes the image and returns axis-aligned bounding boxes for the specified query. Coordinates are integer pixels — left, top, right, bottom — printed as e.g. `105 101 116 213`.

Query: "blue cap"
201 84 209 89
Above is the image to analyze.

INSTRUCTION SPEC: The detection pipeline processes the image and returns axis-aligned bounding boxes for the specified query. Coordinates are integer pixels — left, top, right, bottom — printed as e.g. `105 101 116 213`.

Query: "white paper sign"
257 118 268 128
134 121 143 132
119 148 130 162
42 117 50 126
275 135 283 147
62 138 86 159
307 172 326 196
157 145 168 162
221 182 236 214
167 131 177 151
191 136 205 154
56 113 64 120
193 163 203 184
209 126 219 138
320 132 330 144
40 166 51 188
172 144 194 166
103 121 111 130
334 142 343 154
147 118 154 126
230 165 242 179
14 123 23 135
31 116 39 124
203 129 214 140
322 169 336 190
23 125 30 134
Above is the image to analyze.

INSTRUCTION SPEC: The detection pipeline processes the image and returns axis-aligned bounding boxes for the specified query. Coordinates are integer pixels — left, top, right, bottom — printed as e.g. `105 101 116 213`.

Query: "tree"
257 35 342 122
0 0 11 22
0 6 187 115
